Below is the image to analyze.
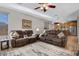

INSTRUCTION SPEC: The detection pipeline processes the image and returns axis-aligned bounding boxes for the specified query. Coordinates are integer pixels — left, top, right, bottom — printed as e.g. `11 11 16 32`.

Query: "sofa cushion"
15 38 27 47
16 30 24 38
46 35 54 40
24 35 28 38
46 30 62 35
24 30 33 37
51 38 62 42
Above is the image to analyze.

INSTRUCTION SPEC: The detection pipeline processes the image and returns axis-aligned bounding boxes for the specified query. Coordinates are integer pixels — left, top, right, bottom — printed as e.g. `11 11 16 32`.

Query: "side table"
0 40 9 50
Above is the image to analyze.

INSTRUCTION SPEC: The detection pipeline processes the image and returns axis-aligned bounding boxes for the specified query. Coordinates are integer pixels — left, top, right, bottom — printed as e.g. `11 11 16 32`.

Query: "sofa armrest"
60 37 67 47
11 39 16 48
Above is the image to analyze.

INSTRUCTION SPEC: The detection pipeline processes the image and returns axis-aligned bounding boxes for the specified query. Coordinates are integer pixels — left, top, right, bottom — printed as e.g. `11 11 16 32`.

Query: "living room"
0 3 79 56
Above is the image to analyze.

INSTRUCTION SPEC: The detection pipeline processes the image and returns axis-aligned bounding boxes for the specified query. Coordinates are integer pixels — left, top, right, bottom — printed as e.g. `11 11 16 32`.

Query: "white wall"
49 22 54 30
65 10 79 22
0 7 44 34
44 21 49 29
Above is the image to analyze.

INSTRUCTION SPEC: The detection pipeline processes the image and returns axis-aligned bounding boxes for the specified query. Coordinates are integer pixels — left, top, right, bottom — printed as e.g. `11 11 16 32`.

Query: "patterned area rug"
0 41 73 56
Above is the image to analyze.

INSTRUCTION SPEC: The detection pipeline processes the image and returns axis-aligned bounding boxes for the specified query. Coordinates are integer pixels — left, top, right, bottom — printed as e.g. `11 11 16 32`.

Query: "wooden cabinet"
66 35 78 52
64 21 77 36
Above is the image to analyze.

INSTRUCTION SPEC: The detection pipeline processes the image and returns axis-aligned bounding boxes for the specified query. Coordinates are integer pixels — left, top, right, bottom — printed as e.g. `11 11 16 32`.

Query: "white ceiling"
18 3 79 21
0 3 79 23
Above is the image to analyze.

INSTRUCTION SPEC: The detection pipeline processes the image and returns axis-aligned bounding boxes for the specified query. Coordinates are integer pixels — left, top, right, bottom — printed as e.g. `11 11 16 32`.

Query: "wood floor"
0 41 74 56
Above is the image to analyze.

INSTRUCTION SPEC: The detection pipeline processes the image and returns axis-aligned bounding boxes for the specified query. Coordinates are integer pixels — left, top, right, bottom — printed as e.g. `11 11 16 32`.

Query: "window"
0 12 8 35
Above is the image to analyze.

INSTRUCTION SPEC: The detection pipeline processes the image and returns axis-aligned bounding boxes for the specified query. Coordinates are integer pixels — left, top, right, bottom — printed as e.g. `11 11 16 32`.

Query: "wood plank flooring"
0 41 74 56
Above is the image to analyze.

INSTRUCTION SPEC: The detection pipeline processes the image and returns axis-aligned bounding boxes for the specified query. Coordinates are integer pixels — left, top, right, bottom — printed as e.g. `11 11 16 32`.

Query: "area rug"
0 41 73 56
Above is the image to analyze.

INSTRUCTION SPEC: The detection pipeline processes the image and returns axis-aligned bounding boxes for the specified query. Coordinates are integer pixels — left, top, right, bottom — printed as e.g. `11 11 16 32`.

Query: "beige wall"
0 7 44 34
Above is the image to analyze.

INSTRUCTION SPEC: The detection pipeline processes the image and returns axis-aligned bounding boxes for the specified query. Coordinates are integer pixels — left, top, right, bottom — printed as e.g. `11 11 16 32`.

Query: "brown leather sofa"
11 30 70 48
39 30 67 47
11 30 37 48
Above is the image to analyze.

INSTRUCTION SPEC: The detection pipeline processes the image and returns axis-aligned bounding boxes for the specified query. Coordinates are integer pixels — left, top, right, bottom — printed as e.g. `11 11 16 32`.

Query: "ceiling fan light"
43 4 46 7
34 3 56 12
40 7 43 10
45 6 48 10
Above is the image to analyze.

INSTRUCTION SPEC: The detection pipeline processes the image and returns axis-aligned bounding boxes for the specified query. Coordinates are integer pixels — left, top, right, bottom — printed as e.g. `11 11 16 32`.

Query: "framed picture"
22 19 32 29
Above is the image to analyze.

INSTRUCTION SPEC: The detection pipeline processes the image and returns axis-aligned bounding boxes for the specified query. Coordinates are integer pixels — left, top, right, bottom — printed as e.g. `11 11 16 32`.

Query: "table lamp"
36 28 40 34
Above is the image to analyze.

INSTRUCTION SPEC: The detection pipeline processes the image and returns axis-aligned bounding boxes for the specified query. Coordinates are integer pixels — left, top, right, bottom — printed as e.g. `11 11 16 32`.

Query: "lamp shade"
36 28 39 32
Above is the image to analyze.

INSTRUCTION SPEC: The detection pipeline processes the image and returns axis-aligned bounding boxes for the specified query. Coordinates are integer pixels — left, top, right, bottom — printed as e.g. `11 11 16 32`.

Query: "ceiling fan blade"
48 5 56 8
38 3 44 4
34 7 40 10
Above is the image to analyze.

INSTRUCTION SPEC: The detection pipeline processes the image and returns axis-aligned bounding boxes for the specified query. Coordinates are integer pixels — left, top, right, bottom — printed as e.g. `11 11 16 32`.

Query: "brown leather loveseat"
39 30 67 47
11 30 36 47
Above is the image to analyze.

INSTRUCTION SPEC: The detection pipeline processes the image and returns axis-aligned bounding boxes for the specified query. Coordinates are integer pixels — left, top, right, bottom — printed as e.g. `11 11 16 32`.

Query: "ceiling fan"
34 3 56 12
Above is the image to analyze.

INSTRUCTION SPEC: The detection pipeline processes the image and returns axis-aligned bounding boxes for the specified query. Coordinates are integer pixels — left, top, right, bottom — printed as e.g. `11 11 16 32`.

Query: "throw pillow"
57 32 65 38
24 35 28 38
12 32 19 39
39 30 46 37
39 33 42 37
9 32 14 39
